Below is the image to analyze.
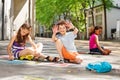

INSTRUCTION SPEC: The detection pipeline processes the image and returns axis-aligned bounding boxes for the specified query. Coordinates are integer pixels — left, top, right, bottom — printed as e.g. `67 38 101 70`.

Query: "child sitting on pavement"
52 20 82 64
7 23 59 62
89 26 111 55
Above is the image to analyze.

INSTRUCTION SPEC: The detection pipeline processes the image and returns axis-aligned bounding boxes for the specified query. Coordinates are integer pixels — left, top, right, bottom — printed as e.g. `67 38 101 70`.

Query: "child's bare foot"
78 51 86 54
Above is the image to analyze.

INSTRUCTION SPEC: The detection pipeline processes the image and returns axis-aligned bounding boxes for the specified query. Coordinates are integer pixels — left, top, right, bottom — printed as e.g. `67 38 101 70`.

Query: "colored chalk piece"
20 55 34 61
24 76 44 80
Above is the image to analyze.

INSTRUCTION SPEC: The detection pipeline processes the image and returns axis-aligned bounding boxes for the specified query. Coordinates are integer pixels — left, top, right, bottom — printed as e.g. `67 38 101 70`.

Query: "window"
96 14 102 25
88 11 92 15
95 7 103 13
88 17 93 27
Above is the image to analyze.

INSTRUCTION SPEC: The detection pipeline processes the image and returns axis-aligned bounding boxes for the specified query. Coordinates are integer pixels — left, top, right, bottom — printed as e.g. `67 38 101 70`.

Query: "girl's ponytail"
89 26 102 36
89 26 95 36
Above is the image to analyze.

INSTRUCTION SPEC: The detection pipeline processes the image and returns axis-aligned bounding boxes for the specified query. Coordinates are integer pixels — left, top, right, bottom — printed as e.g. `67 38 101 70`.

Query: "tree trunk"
91 9 95 27
102 0 107 40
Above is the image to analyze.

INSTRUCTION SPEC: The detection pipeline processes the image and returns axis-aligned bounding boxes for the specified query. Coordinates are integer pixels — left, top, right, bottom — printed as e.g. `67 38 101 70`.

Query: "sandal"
52 57 59 62
64 58 70 63
45 56 59 62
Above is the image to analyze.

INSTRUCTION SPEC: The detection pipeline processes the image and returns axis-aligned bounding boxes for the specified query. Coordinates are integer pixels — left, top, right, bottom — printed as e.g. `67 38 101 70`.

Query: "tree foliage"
36 0 114 31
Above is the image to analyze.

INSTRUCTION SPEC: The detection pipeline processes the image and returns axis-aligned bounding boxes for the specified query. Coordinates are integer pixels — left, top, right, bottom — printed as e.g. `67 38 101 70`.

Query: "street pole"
2 0 5 40
29 0 31 24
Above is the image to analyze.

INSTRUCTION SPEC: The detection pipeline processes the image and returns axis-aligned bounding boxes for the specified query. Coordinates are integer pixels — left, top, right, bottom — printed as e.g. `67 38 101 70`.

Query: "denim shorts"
89 47 104 55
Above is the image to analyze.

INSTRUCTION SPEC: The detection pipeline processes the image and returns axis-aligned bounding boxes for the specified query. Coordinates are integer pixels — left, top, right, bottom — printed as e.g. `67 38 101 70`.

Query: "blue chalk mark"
0 60 25 65
7 60 25 65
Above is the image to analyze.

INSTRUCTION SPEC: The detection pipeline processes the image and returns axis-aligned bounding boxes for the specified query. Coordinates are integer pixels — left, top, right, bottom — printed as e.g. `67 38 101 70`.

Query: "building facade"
0 0 35 40
85 0 120 40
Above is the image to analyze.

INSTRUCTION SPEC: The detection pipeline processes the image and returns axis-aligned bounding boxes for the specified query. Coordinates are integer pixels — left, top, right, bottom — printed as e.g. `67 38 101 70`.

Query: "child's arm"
28 35 37 49
52 25 64 62
52 33 58 42
52 25 58 42
7 35 16 60
73 27 78 34
95 35 105 53
66 22 78 34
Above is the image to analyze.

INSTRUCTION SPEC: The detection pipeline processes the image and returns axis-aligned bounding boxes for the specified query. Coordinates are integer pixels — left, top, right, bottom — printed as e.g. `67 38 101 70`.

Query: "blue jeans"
90 47 104 55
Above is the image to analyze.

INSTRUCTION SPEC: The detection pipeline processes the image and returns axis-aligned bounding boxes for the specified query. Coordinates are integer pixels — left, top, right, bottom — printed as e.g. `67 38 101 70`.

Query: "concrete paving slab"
0 38 120 80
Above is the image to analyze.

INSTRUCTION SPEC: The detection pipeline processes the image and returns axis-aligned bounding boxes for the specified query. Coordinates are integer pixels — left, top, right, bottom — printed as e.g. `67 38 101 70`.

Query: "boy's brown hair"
57 20 67 26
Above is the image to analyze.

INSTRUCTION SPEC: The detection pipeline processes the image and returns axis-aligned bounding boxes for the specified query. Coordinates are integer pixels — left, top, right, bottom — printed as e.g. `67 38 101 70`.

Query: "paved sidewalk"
0 37 120 80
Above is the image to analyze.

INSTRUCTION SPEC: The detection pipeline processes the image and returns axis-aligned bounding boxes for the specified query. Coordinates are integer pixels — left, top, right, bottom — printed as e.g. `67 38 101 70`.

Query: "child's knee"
34 53 40 57
25 49 33 53
37 43 43 48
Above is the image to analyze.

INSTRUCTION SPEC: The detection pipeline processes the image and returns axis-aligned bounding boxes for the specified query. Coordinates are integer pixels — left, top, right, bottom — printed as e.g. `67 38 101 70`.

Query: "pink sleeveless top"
89 34 97 49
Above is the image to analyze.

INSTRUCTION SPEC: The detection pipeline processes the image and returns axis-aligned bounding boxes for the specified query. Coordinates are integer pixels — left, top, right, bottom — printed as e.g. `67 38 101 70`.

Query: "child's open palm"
52 25 58 34
65 22 74 29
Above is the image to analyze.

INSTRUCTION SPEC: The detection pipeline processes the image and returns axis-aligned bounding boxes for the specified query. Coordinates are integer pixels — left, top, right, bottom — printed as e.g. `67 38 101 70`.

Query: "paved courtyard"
0 37 120 80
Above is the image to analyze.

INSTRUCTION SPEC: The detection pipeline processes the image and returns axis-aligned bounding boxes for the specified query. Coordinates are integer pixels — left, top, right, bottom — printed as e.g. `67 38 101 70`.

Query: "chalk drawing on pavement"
36 63 75 67
24 76 45 80
0 60 25 65
50 78 67 80
0 55 76 67
0 55 9 60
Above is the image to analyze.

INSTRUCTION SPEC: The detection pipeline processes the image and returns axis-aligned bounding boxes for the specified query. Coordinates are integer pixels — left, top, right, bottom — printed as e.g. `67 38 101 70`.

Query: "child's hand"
65 21 74 30
52 25 58 34
9 55 14 60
